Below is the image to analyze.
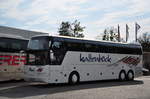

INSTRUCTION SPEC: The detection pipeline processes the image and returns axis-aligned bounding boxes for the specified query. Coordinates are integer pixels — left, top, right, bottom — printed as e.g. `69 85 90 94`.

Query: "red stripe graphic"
0 55 26 66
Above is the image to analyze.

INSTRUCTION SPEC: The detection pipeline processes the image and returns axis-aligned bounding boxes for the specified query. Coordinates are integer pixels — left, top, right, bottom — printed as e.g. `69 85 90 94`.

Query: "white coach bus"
24 35 143 84
0 34 28 81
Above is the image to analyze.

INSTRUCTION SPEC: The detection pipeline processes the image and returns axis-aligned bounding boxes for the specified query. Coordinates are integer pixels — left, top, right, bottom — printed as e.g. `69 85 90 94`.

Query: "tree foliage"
102 29 109 40
58 20 85 38
102 27 120 42
96 27 125 42
138 32 150 52
58 21 72 36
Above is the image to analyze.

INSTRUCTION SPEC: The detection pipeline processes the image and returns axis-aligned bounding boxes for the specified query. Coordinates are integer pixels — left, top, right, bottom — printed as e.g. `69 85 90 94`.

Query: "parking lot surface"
0 76 150 99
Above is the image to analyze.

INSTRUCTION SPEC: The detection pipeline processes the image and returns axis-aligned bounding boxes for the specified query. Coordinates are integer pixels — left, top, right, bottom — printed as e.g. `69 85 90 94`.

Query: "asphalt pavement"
0 76 150 99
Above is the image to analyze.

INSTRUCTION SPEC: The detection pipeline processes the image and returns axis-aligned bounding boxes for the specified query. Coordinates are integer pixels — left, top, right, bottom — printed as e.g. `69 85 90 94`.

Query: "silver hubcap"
128 72 133 79
121 73 125 80
72 74 78 83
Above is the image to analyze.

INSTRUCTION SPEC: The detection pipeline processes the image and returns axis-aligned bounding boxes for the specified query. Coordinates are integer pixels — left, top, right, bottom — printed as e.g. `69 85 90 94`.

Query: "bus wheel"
69 72 80 84
127 70 134 81
119 70 126 81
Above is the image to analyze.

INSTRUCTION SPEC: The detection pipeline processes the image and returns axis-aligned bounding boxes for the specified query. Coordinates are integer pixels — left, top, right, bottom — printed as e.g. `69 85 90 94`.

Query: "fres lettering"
0 55 26 66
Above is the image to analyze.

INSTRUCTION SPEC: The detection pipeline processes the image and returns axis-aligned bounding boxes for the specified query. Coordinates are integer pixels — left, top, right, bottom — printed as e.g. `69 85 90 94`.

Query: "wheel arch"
127 69 134 75
119 69 126 74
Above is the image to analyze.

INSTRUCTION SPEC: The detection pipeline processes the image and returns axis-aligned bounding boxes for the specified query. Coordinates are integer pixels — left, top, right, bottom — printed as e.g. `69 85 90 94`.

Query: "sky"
0 0 150 42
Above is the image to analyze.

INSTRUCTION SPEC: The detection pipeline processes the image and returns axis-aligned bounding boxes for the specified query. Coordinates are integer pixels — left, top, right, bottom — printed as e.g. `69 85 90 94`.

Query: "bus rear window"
26 51 49 65
0 37 28 52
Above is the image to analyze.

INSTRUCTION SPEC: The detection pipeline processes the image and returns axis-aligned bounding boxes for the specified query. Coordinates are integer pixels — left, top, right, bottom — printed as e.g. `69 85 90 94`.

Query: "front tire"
69 72 80 84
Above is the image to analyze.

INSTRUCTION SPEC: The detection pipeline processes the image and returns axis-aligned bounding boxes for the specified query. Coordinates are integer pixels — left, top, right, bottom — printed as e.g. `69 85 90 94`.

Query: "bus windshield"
26 50 49 66
28 36 49 50
26 36 50 66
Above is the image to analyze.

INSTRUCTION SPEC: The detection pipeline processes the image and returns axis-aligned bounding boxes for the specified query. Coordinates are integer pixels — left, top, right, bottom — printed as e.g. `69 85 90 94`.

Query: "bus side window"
0 38 9 52
99 45 104 53
67 42 83 51
84 44 91 52
11 43 21 50
0 42 7 49
84 43 98 52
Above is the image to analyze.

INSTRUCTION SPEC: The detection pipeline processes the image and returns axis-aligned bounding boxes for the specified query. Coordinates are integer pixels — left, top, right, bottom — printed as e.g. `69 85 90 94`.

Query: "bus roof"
31 35 141 48
0 33 28 40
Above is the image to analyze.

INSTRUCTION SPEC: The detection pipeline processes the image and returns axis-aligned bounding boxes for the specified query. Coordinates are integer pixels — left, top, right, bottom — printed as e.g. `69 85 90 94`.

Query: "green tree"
102 29 109 40
58 20 85 38
97 27 124 42
110 28 114 41
102 27 118 42
138 32 150 52
71 20 85 38
58 21 72 36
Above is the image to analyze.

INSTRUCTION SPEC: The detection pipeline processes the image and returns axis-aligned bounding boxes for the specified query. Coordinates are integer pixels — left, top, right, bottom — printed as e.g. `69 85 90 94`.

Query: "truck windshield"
28 36 49 50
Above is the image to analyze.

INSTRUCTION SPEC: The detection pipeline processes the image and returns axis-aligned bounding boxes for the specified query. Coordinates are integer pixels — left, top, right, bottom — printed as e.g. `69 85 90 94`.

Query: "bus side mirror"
50 50 55 61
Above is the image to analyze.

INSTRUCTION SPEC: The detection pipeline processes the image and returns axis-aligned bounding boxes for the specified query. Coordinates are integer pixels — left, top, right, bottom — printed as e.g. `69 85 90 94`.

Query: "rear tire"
69 72 80 84
119 71 126 81
127 70 134 81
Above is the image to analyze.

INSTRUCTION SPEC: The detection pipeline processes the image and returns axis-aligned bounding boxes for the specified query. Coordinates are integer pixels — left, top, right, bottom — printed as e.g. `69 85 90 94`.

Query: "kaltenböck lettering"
80 54 111 63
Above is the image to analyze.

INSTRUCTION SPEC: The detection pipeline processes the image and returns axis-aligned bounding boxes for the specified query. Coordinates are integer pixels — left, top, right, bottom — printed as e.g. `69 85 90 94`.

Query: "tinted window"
0 42 7 49
50 37 142 55
66 42 83 51
26 51 49 65
65 41 142 55
0 37 28 52
28 37 49 50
